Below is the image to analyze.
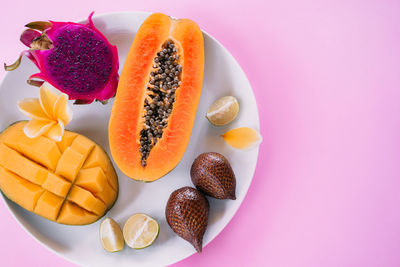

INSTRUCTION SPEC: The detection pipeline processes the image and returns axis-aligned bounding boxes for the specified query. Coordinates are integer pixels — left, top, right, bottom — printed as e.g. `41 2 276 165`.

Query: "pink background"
1 0 400 266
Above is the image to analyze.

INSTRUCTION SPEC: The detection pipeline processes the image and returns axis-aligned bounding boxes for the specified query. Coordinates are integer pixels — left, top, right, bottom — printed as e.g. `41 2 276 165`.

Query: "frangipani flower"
18 82 73 142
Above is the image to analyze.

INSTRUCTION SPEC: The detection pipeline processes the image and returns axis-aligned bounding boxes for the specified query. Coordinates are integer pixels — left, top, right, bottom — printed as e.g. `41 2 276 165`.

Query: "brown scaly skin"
165 186 209 252
191 152 236 200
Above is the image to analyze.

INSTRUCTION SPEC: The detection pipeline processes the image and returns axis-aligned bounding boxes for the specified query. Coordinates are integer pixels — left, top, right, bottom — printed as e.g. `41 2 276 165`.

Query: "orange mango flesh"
0 122 118 225
109 13 204 182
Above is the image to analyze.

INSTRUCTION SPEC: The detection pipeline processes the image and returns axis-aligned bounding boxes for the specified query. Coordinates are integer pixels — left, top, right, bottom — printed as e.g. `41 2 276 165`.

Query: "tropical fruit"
222 127 262 149
165 187 209 252
109 13 204 182
123 213 159 249
100 217 124 252
0 121 118 225
206 96 239 126
5 13 119 104
191 152 236 200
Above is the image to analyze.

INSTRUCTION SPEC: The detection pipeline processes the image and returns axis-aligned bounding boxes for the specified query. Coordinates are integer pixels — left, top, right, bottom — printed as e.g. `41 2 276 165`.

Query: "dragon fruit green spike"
5 12 119 104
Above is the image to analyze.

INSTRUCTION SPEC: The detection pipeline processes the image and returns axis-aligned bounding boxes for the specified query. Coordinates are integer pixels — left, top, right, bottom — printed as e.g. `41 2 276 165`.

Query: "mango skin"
0 121 118 225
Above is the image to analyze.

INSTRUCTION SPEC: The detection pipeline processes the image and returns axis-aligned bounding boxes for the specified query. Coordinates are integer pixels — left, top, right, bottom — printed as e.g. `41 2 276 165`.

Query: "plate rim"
0 10 260 267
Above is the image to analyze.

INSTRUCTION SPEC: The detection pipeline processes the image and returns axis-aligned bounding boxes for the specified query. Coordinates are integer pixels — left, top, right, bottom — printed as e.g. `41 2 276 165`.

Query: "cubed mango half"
0 122 119 225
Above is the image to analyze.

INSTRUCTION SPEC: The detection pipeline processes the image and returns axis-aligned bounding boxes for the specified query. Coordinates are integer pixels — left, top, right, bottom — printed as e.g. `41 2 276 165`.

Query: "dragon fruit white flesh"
5 12 119 104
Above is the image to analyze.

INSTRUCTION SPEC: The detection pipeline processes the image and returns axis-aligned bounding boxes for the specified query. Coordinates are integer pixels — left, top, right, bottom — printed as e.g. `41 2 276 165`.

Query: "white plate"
0 12 260 267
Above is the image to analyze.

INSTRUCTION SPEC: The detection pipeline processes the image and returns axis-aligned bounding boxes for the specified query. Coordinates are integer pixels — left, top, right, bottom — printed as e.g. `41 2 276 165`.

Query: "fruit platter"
0 11 260 266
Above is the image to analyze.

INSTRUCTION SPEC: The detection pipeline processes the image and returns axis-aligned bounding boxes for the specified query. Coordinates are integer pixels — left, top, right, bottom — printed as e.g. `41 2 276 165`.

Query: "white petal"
54 93 73 125
24 119 55 139
40 83 62 119
17 98 49 120
44 119 64 142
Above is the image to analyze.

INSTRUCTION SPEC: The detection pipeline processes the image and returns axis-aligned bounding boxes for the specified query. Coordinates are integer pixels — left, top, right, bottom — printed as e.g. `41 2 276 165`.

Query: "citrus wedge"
206 96 239 126
123 213 159 249
100 217 124 252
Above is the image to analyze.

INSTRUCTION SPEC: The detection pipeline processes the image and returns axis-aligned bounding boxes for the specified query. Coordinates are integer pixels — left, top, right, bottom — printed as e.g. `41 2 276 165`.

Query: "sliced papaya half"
109 13 204 182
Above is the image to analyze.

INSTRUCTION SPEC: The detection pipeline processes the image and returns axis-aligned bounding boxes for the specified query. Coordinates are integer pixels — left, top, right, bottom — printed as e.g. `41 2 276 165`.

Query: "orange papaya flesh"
109 13 204 182
0 122 118 225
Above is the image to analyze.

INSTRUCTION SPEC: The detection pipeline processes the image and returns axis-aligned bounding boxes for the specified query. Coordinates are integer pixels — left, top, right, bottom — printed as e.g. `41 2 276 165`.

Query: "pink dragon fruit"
5 12 119 104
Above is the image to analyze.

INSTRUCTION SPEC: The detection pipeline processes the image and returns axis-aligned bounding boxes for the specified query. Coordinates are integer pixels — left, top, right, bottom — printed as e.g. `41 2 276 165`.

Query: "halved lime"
206 96 239 126
99 217 124 252
123 213 159 249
